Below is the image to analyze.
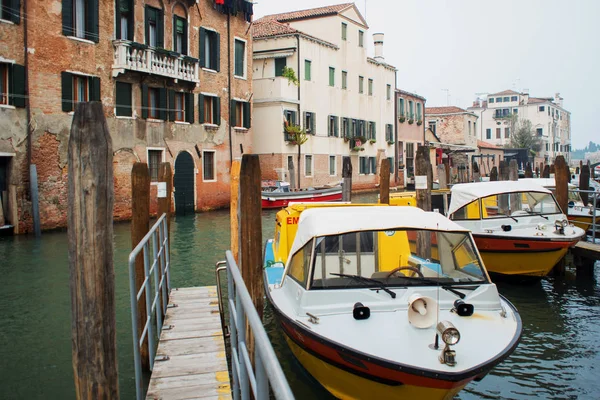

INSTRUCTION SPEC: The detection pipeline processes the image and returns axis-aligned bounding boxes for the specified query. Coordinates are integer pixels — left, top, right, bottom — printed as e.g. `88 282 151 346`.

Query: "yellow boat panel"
480 247 568 277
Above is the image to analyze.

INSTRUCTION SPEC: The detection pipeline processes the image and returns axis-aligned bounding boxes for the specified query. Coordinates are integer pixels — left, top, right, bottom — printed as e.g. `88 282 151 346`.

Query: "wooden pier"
146 286 231 400
572 241 600 270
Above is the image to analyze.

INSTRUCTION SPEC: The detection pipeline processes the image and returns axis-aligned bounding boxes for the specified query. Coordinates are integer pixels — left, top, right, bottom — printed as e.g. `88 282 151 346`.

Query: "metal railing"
128 213 171 400
569 188 598 239
216 251 294 400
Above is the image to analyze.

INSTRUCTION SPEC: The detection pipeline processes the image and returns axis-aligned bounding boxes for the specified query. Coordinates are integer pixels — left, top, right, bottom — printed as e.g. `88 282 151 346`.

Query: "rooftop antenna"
442 89 450 106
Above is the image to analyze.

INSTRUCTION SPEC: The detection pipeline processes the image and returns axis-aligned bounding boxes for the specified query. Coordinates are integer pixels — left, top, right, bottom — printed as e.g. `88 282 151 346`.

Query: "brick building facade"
396 89 426 187
0 0 253 233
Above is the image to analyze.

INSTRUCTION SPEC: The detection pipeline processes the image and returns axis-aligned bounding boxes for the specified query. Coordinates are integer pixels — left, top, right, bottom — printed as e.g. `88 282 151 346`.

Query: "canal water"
1 192 599 399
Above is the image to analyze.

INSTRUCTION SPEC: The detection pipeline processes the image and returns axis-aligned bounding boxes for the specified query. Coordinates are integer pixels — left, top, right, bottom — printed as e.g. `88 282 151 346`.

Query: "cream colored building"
468 89 571 163
251 3 396 189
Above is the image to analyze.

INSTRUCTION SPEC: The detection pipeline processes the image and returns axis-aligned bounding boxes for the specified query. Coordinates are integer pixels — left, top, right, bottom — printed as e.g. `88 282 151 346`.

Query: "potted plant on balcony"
349 138 365 152
408 118 414 124
387 140 395 145
416 119 423 126
369 139 376 144
399 116 406 123
282 66 299 87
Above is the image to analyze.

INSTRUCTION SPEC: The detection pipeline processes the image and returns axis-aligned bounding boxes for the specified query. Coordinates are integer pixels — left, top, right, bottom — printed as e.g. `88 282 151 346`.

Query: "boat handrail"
216 251 295 400
127 213 171 400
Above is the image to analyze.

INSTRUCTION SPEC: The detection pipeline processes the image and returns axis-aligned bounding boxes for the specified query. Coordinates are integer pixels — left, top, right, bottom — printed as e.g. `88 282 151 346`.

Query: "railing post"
143 242 156 370
152 231 163 333
236 289 249 400
255 350 269 400
227 263 240 400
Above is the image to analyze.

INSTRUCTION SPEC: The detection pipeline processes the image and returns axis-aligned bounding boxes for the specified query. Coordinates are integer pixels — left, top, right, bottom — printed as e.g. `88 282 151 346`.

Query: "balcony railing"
112 40 199 83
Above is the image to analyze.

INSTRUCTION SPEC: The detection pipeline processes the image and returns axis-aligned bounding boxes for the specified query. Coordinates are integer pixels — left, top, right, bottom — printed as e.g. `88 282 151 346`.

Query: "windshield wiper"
525 210 549 220
330 273 396 299
390 275 481 299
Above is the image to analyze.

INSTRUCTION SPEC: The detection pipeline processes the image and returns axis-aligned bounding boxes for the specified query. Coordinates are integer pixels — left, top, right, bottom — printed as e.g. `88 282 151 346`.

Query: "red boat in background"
261 180 343 209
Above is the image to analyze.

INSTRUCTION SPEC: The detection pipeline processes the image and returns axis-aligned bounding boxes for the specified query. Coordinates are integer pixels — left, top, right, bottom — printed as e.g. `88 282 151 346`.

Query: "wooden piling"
131 162 150 371
542 164 550 178
342 156 352 202
67 102 119 399
490 166 498 181
535 166 540 178
554 156 569 214
437 164 447 189
525 162 533 178
508 159 519 213
158 162 173 245
230 160 241 263
580 163 590 206
238 154 263 364
379 158 390 204
415 146 431 259
472 162 480 182
499 161 508 181
287 156 296 191
550 164 556 176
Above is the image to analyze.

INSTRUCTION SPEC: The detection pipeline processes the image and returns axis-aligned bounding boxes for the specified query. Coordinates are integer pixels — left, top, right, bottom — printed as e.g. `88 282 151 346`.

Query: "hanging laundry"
216 0 224 5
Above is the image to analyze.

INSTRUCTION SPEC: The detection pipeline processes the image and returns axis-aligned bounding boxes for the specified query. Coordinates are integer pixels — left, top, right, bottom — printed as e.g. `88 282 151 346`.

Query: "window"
429 120 437 134
359 157 368 174
513 108 518 114
468 121 471 136
305 60 311 81
496 97 502 103
399 98 405 116
304 111 316 134
358 30 364 47
144 6 163 48
386 84 391 100
502 108 509 117
200 28 220 71
148 149 164 182
341 22 347 40
342 71 347 89
173 15 187 55
489 98 495 103
409 101 414 118
328 115 339 137
474 122 477 135
275 58 286 77
368 79 373 96
61 72 101 112
173 92 184 121
329 67 335 87
0 63 25 107
504 127 510 138
199 94 220 125
486 128 491 139
234 39 246 77
416 103 422 120
305 155 313 177
385 124 393 142
496 128 501 139
168 90 194 123
116 0 133 40
329 155 336 176
537 128 543 136
63 0 99 42
511 96 518 102
288 239 312 286
369 157 376 175
283 110 297 140
115 82 132 117
503 97 509 102
368 121 376 140
342 117 349 138
231 100 250 128
359 76 364 94
406 142 415 177
546 143 549 151
203 150 216 181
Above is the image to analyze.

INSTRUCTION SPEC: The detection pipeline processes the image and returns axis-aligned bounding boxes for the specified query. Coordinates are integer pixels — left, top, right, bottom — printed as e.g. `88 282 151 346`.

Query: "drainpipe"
296 34 301 189
227 13 233 164
393 70 398 183
24 0 31 167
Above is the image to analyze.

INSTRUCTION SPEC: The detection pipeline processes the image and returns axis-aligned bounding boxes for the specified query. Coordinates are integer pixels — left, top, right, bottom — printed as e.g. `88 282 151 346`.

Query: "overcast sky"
254 0 600 149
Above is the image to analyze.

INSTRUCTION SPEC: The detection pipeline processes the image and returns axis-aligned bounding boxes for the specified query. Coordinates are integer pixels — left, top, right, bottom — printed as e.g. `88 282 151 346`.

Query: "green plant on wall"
284 120 309 188
282 66 299 86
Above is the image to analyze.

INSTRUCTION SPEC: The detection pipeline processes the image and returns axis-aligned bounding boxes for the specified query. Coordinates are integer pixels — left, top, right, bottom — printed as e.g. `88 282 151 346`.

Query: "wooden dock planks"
573 241 600 261
146 286 231 400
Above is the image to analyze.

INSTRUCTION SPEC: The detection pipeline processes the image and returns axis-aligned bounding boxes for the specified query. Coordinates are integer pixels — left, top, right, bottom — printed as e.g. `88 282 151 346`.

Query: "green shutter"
159 88 167 120
198 93 204 123
329 67 334 86
243 102 250 129
90 77 101 101
275 58 286 77
199 28 206 67
214 96 221 125
335 116 339 137
290 110 296 124
115 0 121 39
230 100 237 126
167 89 175 121
173 16 178 53
86 0 99 42
9 0 20 24
185 92 194 123
62 0 74 36
305 60 311 81
373 122 377 140
157 9 164 48
182 19 188 55
145 6 151 46
61 72 73 112
327 116 331 136
10 64 26 108
214 32 221 72
311 112 316 135
115 82 132 117
234 40 244 76
141 84 148 119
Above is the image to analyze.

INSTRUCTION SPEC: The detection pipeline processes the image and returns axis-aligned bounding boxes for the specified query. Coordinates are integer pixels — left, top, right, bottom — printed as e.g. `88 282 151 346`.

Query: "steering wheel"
385 266 424 280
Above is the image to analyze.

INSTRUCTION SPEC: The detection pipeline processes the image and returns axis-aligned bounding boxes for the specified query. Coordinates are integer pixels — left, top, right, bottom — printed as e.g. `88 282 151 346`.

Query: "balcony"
253 77 298 103
112 40 199 83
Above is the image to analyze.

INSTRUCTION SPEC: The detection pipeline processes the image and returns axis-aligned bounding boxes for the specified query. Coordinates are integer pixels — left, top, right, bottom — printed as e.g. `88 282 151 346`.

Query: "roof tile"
255 3 354 24
425 106 468 115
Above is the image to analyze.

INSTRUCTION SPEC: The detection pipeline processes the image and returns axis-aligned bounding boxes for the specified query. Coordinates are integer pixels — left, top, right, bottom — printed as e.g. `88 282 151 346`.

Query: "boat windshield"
286 229 487 290
452 191 561 220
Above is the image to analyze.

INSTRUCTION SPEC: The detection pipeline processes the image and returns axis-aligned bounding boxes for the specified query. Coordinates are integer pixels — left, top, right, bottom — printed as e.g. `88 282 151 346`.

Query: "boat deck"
146 286 231 400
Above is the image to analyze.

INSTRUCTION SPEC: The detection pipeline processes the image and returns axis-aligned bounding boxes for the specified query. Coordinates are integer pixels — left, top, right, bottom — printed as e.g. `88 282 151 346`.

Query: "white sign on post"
415 175 428 190
157 182 167 198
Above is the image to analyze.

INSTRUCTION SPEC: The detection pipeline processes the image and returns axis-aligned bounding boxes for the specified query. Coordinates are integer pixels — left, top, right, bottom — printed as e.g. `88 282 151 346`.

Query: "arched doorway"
174 152 195 215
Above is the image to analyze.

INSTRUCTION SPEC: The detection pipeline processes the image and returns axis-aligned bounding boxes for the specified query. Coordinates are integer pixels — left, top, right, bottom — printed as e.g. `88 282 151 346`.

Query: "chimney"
373 33 384 61
555 92 563 107
522 88 529 104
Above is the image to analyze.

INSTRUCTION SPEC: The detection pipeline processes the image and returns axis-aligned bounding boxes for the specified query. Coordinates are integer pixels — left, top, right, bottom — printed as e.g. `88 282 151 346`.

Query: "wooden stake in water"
230 159 241 263
342 156 352 202
415 146 431 259
554 156 569 215
580 163 590 206
67 102 119 399
379 158 390 204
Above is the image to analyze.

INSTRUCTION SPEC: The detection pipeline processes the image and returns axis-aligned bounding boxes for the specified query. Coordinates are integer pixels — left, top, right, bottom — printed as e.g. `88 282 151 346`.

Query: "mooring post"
437 164 447 189
580 163 590 206
230 159 241 263
542 164 550 178
67 102 119 399
472 162 480 182
379 158 390 204
238 154 263 364
131 162 150 371
550 164 556 176
490 166 498 181
157 162 172 304
342 156 352 202
535 166 540 178
508 159 519 212
554 156 569 215
287 156 296 191
499 161 508 181
415 146 432 259
525 162 533 178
